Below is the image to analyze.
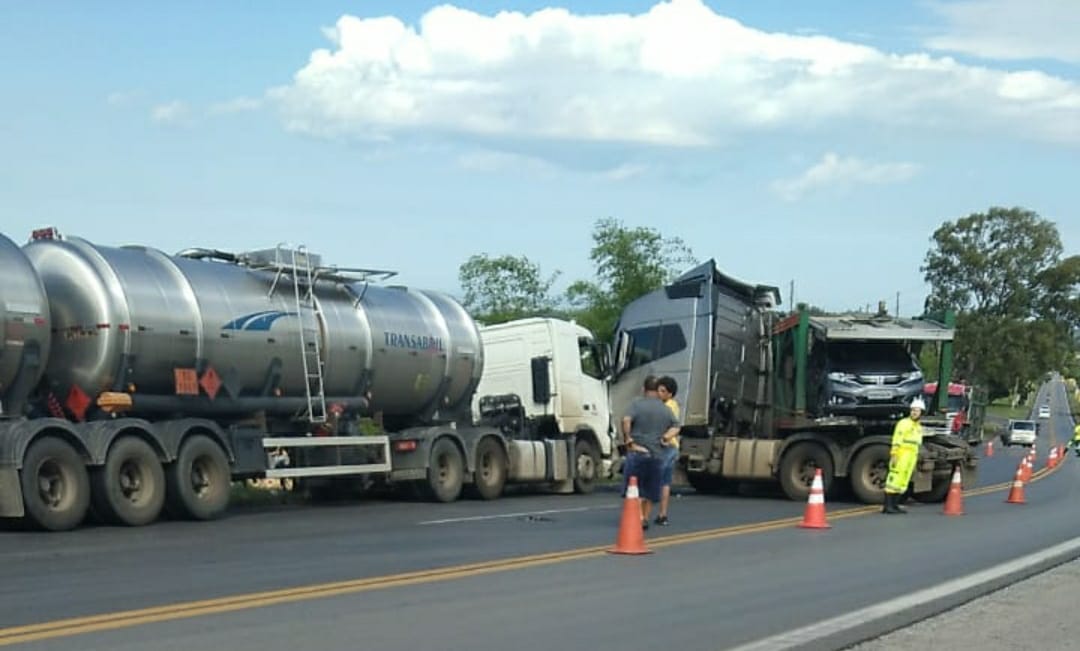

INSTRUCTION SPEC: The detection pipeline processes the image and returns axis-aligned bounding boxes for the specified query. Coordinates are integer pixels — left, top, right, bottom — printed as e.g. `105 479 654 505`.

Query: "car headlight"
827 372 854 381
902 371 923 381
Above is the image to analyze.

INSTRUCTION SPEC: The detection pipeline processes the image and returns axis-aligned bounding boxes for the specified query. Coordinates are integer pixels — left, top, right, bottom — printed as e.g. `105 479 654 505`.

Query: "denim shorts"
659 446 679 486
622 452 662 503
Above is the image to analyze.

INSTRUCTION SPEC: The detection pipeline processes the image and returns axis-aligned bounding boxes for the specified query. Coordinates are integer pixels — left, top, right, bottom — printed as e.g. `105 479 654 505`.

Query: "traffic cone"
609 476 651 555
798 468 831 529
943 466 964 516
1005 466 1026 504
985 440 994 457
1020 458 1032 483
1048 446 1059 469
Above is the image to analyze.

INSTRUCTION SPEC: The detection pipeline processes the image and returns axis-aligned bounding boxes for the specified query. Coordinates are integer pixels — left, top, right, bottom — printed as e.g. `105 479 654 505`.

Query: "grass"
986 400 1031 421
229 480 304 508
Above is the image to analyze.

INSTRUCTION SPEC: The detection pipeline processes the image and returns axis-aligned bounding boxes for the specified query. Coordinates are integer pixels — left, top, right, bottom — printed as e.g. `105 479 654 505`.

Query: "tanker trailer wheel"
424 437 464 503
19 436 91 531
165 435 230 520
573 438 601 494
91 436 165 526
778 442 833 502
849 445 890 504
466 437 507 500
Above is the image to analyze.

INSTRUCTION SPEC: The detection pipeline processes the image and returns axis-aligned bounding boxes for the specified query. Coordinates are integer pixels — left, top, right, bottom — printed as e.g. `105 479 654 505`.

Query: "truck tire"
573 438 601 494
687 472 738 495
913 474 951 503
467 437 507 500
849 445 890 504
425 437 464 503
20 436 91 532
91 436 166 526
779 442 833 502
165 434 231 520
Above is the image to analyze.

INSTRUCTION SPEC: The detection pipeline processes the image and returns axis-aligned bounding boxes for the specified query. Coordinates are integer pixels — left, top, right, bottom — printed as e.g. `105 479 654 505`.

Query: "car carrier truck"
0 228 611 531
609 260 978 504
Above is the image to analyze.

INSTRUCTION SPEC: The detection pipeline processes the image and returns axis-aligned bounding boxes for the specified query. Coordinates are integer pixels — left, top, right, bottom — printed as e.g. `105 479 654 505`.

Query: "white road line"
418 505 617 525
727 534 1080 651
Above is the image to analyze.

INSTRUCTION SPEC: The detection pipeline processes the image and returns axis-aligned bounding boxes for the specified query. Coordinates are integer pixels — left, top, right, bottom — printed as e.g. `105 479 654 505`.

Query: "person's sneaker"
655 515 669 526
641 519 650 530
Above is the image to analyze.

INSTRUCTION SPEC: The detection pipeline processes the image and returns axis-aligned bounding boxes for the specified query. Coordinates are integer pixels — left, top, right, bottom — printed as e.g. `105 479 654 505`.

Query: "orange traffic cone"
798 468 831 529
943 466 964 516
1020 458 1032 483
985 440 994 457
1048 446 1059 469
1005 466 1026 504
609 476 651 555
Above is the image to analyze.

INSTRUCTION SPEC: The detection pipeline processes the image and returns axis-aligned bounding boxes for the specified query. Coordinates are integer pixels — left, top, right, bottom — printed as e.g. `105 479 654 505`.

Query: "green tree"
457 253 560 324
922 206 1063 318
566 217 696 341
921 206 1080 400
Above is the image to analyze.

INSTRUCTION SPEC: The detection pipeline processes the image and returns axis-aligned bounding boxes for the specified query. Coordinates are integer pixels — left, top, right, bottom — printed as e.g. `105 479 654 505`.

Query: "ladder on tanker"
291 246 328 424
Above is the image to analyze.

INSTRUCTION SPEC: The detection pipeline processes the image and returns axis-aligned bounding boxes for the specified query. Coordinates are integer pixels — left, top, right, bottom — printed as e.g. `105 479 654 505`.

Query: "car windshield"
1012 421 1036 431
827 342 916 373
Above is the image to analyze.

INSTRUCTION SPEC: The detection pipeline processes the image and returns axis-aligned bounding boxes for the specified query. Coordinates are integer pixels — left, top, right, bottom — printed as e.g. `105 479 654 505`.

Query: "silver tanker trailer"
0 228 608 531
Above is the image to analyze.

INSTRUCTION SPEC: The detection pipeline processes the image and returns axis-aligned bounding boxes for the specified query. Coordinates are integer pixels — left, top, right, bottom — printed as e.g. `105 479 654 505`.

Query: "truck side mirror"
613 331 632 379
600 343 613 378
531 356 552 404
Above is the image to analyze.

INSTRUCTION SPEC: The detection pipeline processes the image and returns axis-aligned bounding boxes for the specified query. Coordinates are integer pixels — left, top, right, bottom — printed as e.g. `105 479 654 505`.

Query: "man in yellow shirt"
883 397 925 514
1071 423 1080 457
655 376 681 525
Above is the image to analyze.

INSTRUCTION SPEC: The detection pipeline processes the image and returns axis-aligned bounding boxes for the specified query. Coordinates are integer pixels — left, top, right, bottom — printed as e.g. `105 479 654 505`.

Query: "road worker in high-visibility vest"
1072 423 1080 458
883 397 926 514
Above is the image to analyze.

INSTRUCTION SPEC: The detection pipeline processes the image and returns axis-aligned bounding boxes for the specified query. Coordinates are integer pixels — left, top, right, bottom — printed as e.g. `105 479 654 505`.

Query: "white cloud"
150 101 192 126
106 90 143 107
456 149 646 181
771 152 919 201
601 163 648 181
456 149 557 174
268 0 1080 150
924 0 1080 64
208 96 263 115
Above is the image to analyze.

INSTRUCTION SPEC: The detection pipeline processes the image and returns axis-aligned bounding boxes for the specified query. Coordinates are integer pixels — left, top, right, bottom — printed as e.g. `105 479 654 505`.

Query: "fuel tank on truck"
22 232 483 421
0 232 51 416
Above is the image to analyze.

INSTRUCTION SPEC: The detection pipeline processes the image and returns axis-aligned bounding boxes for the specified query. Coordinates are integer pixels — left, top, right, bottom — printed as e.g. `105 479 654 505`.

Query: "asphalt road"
1 380 1077 650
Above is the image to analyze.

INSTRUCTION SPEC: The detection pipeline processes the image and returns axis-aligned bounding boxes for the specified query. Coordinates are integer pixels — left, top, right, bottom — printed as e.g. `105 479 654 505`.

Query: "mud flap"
912 467 933 493
0 465 24 517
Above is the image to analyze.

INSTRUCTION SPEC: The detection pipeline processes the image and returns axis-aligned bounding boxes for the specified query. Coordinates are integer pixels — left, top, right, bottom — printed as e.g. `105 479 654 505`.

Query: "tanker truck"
609 260 978 504
0 228 612 531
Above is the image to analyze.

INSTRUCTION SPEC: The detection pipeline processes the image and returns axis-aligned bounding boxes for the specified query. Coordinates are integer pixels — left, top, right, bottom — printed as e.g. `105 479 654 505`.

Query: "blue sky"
2 0 1077 317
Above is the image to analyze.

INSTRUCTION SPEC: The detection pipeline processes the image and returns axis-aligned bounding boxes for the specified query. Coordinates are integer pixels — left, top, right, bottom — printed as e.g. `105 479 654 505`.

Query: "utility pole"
896 291 900 317
789 280 795 310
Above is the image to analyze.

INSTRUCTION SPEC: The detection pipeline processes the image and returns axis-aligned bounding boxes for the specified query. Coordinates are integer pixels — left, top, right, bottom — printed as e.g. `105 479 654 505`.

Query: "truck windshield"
1012 421 1036 431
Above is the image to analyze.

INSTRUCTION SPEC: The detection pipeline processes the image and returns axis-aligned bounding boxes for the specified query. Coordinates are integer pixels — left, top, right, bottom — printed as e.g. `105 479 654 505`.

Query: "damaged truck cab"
609 260 977 504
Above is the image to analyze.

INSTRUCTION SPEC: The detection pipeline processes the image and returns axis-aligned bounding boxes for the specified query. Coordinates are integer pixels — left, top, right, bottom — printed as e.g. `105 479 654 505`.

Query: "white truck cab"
472 317 615 483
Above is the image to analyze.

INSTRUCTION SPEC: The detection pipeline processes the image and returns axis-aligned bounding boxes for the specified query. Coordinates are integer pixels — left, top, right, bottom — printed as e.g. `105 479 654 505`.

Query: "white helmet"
910 397 927 411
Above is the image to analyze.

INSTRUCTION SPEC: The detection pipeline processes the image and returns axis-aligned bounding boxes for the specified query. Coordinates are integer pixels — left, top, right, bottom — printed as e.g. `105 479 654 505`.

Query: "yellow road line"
0 458 1065 646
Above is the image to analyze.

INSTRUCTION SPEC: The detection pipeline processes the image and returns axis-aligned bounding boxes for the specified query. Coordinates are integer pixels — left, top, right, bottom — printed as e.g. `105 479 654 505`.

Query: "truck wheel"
573 438 601 494
467 437 507 500
779 442 833 502
913 475 951 503
20 437 91 532
687 473 738 495
425 437 464 503
92 436 165 526
849 445 890 504
166 434 230 520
